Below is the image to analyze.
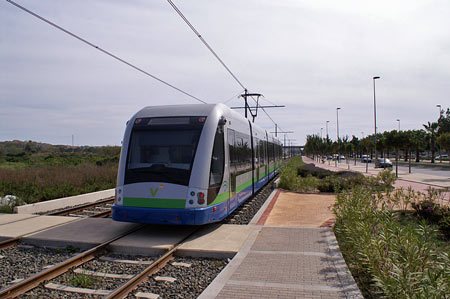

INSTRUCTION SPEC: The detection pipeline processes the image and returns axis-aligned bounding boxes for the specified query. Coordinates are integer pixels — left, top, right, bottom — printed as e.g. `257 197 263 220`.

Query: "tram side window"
228 129 236 169
262 140 267 164
254 138 259 167
258 139 264 165
235 131 252 173
268 142 274 163
209 125 225 187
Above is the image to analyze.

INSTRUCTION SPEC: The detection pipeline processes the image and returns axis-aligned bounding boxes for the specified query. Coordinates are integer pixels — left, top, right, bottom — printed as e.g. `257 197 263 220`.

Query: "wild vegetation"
279 157 450 298
0 140 120 210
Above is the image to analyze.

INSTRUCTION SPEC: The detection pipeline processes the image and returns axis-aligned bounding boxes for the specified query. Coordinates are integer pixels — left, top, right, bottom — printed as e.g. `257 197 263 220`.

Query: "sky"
1 0 449 146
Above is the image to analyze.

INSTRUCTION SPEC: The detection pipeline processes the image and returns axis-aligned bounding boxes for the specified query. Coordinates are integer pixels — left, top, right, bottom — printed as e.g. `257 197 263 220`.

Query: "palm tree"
423 122 439 163
410 130 427 162
437 133 450 164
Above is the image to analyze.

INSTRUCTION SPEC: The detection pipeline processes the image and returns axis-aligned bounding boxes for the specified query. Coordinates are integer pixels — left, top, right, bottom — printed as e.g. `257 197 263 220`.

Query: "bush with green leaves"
280 160 367 193
334 173 450 298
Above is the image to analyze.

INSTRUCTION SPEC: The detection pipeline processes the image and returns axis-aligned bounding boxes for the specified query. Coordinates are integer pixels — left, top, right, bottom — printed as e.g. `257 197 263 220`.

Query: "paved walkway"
199 190 362 299
200 157 450 298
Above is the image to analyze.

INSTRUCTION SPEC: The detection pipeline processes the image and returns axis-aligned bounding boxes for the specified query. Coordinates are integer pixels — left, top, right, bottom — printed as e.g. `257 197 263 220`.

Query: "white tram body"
112 104 282 225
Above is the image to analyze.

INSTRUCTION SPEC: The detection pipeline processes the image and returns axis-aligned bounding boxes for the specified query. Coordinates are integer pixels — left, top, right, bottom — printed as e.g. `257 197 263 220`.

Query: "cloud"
1 0 449 145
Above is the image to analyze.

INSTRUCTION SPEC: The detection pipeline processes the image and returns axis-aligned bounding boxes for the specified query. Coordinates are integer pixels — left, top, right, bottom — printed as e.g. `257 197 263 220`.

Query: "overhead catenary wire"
166 0 290 133
223 90 245 104
6 0 207 104
166 0 246 91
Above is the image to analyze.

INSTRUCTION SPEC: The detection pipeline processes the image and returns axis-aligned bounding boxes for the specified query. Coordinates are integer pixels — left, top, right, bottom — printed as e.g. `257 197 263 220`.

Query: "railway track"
0 225 213 298
0 198 114 251
0 237 20 250
46 197 114 218
0 225 145 298
0 177 278 297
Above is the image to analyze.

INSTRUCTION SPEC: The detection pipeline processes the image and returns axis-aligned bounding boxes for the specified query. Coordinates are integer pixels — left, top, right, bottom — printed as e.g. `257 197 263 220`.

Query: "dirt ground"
264 191 336 227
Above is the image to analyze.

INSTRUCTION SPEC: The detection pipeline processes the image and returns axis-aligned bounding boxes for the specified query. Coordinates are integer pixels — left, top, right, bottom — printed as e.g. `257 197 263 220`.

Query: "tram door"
227 129 238 211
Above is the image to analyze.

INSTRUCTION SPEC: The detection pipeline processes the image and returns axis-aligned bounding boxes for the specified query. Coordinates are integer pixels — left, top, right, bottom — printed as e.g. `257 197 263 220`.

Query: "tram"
112 103 282 225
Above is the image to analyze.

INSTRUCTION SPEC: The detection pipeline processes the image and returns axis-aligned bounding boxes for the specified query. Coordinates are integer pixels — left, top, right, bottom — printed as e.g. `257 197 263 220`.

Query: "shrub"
317 176 343 193
297 163 333 178
413 199 450 240
334 182 450 298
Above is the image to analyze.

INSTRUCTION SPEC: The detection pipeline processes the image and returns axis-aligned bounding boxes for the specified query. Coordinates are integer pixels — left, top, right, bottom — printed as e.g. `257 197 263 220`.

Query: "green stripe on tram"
236 178 253 192
208 192 230 206
123 197 186 209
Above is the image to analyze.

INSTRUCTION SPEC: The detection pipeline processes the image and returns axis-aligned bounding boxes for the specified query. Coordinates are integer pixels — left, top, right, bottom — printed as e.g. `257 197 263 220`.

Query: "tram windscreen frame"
124 116 206 186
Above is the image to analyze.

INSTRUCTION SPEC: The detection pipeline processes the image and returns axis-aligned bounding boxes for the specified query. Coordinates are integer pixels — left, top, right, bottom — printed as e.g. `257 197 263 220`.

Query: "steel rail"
0 224 145 298
46 197 114 216
0 236 20 250
90 210 112 218
105 229 199 299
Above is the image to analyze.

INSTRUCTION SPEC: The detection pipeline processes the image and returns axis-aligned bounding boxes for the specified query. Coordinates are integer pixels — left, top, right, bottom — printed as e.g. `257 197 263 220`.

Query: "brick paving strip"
199 226 363 299
199 226 362 299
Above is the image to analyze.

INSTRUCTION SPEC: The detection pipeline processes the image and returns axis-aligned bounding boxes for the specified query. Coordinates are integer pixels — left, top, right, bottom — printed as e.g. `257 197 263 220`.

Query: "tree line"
304 108 450 164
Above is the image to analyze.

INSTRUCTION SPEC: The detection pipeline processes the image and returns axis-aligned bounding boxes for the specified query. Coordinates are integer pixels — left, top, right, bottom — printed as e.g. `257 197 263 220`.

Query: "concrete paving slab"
108 225 198 256
14 189 115 214
0 215 79 238
22 218 140 250
0 213 38 225
178 224 256 259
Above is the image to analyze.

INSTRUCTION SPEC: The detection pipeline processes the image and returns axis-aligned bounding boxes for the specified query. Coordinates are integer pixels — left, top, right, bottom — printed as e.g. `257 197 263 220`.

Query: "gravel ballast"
128 257 228 299
223 180 275 225
15 254 227 298
0 245 75 289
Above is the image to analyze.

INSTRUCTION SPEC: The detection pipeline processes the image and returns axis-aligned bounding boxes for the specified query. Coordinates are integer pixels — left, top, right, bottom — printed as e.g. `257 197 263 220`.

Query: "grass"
68 273 98 288
0 141 120 209
0 164 117 204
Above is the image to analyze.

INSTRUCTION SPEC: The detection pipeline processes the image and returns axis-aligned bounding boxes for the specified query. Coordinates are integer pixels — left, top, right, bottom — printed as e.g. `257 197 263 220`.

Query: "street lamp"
373 76 380 158
336 108 341 141
397 119 400 131
326 120 330 139
436 104 442 162
436 104 441 120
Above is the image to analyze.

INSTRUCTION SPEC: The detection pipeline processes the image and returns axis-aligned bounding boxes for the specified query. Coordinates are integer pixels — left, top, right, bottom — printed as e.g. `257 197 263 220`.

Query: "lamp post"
336 108 341 141
437 104 441 162
397 119 400 131
373 76 380 159
326 120 330 139
436 104 441 120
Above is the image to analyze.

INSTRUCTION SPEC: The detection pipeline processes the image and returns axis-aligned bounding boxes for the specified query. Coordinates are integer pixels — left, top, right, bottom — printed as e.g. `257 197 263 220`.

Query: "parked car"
361 155 372 163
332 154 345 161
375 158 393 168
436 154 448 160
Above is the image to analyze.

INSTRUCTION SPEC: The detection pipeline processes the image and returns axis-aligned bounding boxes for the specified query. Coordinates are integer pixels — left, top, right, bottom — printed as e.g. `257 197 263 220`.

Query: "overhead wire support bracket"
239 90 263 122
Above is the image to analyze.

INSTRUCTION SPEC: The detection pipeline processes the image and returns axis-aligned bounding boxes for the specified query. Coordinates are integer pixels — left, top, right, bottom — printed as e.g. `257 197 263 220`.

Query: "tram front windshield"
125 116 206 186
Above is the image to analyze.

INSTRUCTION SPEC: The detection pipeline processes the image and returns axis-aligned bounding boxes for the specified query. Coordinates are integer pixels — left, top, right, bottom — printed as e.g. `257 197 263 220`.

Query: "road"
347 160 450 178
